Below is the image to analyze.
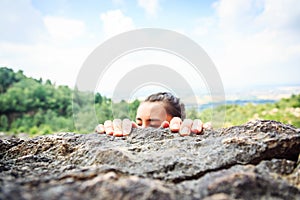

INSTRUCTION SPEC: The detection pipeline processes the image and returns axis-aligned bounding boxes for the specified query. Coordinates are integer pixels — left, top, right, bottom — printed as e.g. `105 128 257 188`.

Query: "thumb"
132 121 139 128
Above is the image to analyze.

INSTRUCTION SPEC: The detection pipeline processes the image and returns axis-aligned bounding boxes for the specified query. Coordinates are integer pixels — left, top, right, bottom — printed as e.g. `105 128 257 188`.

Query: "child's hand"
161 117 211 136
95 117 211 136
95 119 138 137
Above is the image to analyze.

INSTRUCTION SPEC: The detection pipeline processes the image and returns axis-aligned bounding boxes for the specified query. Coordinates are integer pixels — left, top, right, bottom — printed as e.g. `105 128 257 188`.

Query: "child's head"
135 92 185 128
144 92 186 119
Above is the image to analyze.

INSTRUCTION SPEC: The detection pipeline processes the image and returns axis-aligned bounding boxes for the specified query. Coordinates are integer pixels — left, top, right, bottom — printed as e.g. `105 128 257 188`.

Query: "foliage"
0 67 77 135
0 67 141 135
186 94 300 128
1 67 299 137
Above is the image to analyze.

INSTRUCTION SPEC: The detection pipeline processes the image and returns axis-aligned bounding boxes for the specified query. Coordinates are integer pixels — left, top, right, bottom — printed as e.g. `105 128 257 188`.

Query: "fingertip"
122 119 132 136
191 129 202 135
104 120 113 135
180 126 191 136
170 126 180 133
180 132 190 136
170 117 182 124
203 122 212 130
161 121 170 128
122 132 130 136
106 129 114 136
170 117 182 132
113 130 123 137
191 119 203 134
95 124 105 134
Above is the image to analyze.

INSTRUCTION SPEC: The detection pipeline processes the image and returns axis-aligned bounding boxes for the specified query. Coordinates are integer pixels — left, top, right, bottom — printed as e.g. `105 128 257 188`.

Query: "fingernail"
122 130 130 136
122 127 131 136
113 130 123 137
106 128 114 135
95 125 104 134
180 127 190 136
173 124 180 129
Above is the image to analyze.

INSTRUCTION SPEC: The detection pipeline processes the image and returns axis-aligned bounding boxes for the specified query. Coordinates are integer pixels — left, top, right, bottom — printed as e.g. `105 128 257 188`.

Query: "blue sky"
1 0 300 97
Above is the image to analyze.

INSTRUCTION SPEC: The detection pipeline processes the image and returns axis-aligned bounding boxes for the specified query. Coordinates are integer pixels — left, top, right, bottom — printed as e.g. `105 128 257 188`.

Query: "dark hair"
144 92 186 120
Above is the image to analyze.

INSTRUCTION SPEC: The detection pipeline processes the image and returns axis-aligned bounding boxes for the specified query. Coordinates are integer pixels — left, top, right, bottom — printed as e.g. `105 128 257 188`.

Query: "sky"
1 0 300 98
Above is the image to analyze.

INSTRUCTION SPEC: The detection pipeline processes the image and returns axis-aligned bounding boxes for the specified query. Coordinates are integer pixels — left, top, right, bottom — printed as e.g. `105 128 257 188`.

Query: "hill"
1 67 299 137
0 67 139 135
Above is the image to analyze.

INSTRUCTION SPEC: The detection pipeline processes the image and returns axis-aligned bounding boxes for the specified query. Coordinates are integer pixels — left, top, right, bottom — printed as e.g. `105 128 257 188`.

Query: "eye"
149 124 160 128
136 118 142 126
136 121 142 126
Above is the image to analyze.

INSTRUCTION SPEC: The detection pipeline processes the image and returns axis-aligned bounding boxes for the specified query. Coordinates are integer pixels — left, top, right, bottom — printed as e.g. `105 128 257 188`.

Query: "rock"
0 120 299 200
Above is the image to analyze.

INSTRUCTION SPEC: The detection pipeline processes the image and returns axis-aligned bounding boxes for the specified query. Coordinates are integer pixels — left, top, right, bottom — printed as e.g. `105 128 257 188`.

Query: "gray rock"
0 120 299 199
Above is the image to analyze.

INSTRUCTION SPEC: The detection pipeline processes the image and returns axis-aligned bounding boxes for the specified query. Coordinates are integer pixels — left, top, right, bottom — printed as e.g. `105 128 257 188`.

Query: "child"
95 92 209 136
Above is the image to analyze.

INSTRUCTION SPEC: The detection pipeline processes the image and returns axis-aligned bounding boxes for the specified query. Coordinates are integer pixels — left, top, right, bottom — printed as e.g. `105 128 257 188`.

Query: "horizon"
2 65 300 104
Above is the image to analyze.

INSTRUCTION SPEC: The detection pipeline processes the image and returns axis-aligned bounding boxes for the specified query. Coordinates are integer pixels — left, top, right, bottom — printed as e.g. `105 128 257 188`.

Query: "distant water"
190 84 300 111
187 99 277 111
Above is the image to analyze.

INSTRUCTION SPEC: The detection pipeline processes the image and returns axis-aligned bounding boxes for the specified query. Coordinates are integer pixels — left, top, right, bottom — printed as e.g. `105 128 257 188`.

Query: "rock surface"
0 120 299 200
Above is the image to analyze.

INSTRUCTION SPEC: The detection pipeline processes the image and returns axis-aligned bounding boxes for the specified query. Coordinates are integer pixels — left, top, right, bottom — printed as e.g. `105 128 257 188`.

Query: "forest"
0 67 139 135
0 67 299 136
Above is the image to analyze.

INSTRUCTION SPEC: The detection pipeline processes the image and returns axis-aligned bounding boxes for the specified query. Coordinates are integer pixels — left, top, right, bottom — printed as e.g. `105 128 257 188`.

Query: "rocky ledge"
0 120 300 200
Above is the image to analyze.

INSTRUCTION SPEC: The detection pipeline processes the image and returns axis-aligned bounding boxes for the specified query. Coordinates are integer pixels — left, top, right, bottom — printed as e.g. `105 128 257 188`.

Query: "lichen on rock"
0 120 299 199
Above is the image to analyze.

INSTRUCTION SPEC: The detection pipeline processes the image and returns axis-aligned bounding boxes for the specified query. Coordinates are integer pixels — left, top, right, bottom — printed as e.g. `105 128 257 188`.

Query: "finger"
132 121 139 128
104 120 114 135
160 121 170 128
95 124 105 134
122 119 132 136
113 119 123 137
191 119 203 134
180 119 193 136
170 117 182 132
203 122 212 130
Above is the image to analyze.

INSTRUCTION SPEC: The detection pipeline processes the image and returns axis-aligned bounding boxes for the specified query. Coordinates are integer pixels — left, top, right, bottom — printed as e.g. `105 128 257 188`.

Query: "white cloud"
0 41 91 87
0 0 45 43
100 9 135 37
0 2 92 87
256 0 300 32
193 0 300 87
44 16 86 41
193 17 215 36
137 0 160 17
111 0 124 6
212 0 300 37
213 0 259 31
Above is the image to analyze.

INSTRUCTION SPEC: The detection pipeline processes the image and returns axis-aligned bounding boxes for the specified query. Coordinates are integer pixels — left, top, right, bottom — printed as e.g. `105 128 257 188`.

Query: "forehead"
137 102 166 118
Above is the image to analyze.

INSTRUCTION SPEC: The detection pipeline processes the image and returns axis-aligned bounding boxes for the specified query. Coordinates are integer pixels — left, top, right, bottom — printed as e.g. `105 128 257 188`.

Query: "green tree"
186 107 200 119
0 115 8 131
0 67 25 93
95 93 103 104
129 99 140 120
